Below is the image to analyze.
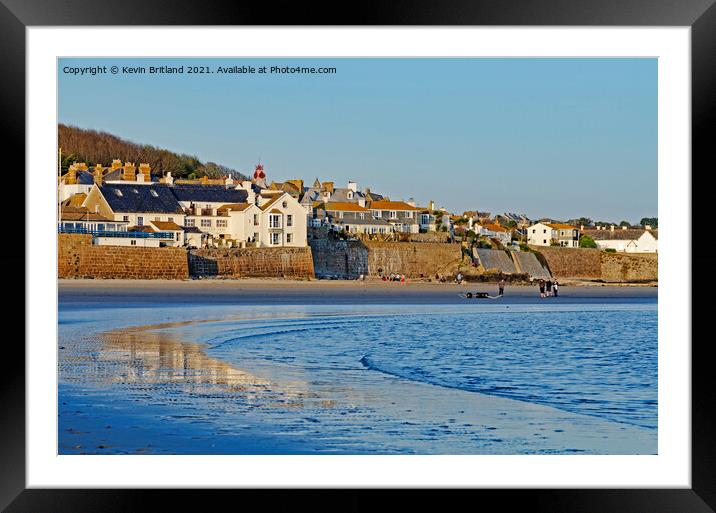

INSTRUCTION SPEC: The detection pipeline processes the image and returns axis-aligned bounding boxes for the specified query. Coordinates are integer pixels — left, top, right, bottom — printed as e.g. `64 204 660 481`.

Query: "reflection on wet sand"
96 320 314 404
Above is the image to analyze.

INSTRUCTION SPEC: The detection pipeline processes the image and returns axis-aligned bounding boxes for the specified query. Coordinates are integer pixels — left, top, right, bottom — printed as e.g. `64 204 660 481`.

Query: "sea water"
58 299 657 454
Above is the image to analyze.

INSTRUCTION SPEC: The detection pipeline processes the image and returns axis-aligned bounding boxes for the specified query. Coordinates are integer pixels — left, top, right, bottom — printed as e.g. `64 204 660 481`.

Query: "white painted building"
582 227 658 253
528 222 580 247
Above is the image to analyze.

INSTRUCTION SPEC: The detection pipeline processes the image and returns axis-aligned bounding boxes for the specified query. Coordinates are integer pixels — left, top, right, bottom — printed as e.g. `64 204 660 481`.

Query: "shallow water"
58 297 657 454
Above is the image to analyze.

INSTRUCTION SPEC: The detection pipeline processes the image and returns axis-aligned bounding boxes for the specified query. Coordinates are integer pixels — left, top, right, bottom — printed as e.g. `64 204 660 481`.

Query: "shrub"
604 248 617 253
579 235 598 248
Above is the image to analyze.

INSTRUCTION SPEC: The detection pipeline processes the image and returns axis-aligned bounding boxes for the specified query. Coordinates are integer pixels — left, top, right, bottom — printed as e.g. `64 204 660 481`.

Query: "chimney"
347 180 357 193
406 197 416 207
164 171 174 185
645 224 652 230
610 225 615 232
138 163 151 183
111 159 122 170
225 175 234 186
123 162 136 181
65 164 77 185
580 224 584 231
93 164 103 185
429 200 435 211
622 225 627 230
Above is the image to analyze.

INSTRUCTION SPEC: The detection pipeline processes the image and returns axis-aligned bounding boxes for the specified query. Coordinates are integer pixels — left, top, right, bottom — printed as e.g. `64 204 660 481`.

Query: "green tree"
619 220 631 227
579 235 598 248
639 217 658 228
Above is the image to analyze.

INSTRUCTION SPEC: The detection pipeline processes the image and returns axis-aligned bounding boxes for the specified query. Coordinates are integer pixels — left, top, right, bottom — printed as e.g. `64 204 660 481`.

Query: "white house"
256 191 308 247
528 222 580 247
582 227 658 253
476 222 512 245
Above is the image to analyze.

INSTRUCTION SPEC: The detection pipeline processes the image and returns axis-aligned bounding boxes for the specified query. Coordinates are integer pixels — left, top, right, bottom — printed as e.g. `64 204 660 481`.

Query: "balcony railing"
59 227 175 239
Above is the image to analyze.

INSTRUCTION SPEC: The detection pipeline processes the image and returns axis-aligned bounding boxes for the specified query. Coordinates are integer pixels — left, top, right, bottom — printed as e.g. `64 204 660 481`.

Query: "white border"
27 27 690 488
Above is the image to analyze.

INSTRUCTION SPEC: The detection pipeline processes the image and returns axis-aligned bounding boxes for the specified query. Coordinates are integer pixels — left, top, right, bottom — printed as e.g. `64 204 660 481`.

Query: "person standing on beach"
498 279 505 296
545 279 552 296
538 279 546 298
552 280 559 297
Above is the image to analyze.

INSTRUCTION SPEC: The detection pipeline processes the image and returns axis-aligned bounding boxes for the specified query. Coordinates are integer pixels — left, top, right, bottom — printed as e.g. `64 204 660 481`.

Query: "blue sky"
58 58 657 222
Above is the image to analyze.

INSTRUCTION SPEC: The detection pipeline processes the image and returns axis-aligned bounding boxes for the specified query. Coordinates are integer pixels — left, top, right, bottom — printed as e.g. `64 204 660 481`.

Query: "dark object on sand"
464 292 491 299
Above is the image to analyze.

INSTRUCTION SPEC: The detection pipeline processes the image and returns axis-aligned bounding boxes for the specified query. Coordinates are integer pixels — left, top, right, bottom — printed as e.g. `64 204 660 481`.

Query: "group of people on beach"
537 278 558 298
383 272 406 283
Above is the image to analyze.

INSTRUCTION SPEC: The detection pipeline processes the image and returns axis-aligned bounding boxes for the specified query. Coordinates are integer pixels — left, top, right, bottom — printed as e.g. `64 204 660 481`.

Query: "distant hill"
58 124 248 181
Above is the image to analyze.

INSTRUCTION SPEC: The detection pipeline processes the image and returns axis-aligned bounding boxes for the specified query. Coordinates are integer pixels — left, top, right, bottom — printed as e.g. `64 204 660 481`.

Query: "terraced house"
76 164 307 248
313 201 392 234
367 200 421 233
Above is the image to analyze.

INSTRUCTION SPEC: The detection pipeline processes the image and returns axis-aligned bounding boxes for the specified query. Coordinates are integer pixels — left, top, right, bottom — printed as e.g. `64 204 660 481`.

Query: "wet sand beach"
59 278 657 306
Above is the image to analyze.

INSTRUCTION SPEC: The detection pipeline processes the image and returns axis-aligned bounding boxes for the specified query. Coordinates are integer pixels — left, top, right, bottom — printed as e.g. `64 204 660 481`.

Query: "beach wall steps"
514 252 552 280
474 249 517 274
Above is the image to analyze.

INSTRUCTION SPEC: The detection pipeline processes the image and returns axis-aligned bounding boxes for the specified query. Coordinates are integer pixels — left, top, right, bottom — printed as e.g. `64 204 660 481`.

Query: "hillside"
58 124 247 180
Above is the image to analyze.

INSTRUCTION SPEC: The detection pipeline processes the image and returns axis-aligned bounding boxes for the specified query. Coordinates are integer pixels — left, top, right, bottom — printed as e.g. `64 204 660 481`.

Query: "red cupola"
253 164 265 180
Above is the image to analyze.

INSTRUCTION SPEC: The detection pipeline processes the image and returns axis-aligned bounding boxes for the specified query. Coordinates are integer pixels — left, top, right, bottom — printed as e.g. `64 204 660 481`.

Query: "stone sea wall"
58 233 189 279
310 237 462 278
189 247 315 278
533 246 658 282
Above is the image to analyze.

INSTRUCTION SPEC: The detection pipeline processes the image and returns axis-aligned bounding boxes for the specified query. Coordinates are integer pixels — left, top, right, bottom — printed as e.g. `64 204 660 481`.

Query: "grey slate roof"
170 184 248 204
99 183 184 214
583 229 658 241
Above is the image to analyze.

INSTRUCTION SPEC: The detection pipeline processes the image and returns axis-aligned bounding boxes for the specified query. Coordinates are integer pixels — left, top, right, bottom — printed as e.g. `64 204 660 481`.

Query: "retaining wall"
58 233 189 279
189 247 315 278
309 237 462 278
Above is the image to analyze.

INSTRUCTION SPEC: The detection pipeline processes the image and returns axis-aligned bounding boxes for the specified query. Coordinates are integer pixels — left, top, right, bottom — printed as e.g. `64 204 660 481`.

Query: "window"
176 233 180 241
150 189 159 197
286 233 293 243
543 229 547 234
130 240 137 246
282 201 288 208
155 217 161 221
405 211 412 218
287 214 293 227
201 219 211 227
270 232 281 245
389 211 396 219
123 215 129 222
113 189 123 197
253 214 259 226
168 217 174 223
269 214 282 228
137 216 143 226
185 218 195 227
217 219 227 228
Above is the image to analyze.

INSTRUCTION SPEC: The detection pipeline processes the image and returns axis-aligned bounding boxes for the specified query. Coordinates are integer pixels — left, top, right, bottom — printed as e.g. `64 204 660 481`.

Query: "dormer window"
347 192 353 199
282 201 288 208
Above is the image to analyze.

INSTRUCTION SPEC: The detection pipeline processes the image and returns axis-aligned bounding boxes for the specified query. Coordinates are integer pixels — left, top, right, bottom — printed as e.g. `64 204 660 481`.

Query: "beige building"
528 222 579 247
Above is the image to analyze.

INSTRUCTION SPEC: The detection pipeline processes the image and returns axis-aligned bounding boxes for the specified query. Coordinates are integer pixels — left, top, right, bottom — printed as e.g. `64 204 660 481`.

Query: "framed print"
5 0 715 511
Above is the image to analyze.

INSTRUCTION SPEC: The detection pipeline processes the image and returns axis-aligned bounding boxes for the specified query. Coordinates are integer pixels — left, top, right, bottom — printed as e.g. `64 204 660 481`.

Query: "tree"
639 217 658 228
619 220 631 227
579 235 598 248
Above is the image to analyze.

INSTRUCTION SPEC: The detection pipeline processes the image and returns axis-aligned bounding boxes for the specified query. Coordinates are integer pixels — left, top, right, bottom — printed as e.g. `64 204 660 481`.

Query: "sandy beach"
59 278 657 306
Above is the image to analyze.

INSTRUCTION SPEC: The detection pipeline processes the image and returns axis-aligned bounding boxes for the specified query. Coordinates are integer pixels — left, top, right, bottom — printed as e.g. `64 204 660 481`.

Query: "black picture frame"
4 1 713 511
